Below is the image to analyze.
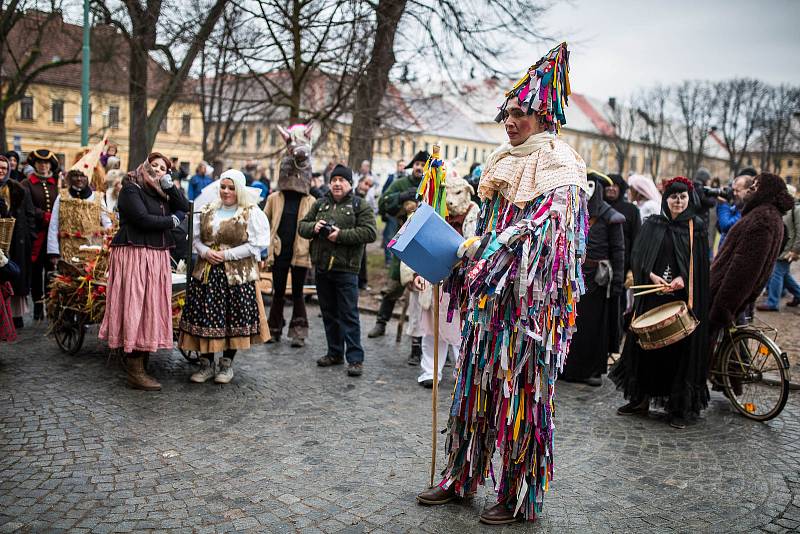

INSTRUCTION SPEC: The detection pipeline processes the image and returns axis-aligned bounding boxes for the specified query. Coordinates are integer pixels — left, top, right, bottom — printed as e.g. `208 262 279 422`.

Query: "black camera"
318 222 335 238
702 185 733 202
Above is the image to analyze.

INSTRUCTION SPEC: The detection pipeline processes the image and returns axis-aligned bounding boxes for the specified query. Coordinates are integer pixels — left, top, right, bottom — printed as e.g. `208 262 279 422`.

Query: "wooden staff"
430 282 440 486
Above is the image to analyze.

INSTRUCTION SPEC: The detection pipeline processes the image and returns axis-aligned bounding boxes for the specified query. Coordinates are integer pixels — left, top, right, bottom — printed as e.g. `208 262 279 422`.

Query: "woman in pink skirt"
99 153 189 390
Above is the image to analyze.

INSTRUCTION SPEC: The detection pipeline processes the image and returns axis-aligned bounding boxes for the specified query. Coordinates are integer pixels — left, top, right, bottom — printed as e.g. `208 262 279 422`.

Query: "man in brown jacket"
709 173 795 329
263 188 314 347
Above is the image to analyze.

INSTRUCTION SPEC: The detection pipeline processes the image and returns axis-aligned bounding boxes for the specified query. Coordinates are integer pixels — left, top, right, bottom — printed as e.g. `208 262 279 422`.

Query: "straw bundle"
0 217 14 254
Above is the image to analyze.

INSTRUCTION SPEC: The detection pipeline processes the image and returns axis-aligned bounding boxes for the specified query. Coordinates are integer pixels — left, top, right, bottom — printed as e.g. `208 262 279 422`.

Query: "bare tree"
713 78 765 175
670 80 717 179
196 5 275 164
636 85 670 179
757 84 800 174
347 0 550 168
0 1 82 152
603 96 640 174
92 0 227 169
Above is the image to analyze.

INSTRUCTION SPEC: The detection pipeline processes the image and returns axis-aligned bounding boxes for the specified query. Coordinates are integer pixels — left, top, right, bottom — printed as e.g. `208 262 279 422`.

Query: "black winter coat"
111 183 190 250
608 199 641 273
585 203 626 295
0 179 35 296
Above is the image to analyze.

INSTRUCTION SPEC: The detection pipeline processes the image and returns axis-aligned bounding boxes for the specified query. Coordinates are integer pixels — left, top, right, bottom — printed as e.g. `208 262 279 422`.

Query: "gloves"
171 214 180 228
160 173 174 190
173 210 186 223
0 248 7 268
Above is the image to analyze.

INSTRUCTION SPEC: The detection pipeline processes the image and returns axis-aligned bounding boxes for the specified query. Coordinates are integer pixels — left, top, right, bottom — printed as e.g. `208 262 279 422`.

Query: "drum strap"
688 219 694 311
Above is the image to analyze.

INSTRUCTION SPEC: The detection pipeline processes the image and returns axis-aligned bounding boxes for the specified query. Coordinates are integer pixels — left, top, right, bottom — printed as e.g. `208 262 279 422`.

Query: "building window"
270 129 277 147
87 103 92 126
377 138 382 153
159 116 168 132
20 96 33 120
412 140 417 154
256 129 263 148
454 145 459 159
630 155 638 172
241 128 248 147
482 149 487 161
444 145 449 159
109 106 120 129
181 113 191 135
400 140 405 156
473 147 477 162
51 99 64 123
789 160 794 168
337 132 343 149
389 138 394 155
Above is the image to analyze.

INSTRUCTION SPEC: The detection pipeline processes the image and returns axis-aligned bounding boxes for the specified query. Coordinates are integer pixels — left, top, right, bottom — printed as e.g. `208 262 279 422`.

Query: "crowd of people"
1 41 799 525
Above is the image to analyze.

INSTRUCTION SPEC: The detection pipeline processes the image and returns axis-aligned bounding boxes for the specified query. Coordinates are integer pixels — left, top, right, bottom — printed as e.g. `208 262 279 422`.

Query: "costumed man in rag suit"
46 147 114 264
372 150 431 366
264 123 314 347
561 170 625 386
401 172 480 388
417 42 590 524
20 149 60 321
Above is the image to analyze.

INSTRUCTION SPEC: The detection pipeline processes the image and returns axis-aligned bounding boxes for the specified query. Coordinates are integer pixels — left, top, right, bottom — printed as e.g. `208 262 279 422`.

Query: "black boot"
33 302 44 321
13 317 23 329
407 337 422 366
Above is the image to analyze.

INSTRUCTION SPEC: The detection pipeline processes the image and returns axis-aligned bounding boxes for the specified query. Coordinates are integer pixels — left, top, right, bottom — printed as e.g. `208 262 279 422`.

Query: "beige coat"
263 191 314 268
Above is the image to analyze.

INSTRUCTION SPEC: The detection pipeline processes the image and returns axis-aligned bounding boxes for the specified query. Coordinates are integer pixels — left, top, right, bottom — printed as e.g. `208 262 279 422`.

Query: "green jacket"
298 190 377 273
378 173 422 222
378 173 422 281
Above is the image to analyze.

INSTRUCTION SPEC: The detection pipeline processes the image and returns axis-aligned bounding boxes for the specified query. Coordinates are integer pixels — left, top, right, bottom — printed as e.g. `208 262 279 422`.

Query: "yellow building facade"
4 82 204 172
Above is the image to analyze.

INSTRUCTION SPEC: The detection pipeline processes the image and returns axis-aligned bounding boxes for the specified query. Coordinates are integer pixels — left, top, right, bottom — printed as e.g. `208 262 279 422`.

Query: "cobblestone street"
1 304 800 533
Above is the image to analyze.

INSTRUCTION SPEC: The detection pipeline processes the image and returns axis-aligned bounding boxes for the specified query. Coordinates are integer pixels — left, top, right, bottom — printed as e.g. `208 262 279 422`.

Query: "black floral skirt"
179 264 265 351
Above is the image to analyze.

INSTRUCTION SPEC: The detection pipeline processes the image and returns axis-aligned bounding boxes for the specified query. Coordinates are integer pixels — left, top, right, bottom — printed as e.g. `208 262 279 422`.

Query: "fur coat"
709 174 795 326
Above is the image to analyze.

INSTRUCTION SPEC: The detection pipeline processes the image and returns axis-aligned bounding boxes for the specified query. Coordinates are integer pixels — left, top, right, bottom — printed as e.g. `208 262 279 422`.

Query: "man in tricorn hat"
370 150 430 365
20 149 60 321
417 43 590 524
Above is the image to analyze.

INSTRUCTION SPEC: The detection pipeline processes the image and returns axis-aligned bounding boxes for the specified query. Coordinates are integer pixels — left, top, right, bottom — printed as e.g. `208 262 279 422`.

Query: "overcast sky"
510 0 800 101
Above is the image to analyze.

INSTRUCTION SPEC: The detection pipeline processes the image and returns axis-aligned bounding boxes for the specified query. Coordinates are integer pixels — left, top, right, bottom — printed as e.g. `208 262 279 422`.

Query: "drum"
629 301 698 350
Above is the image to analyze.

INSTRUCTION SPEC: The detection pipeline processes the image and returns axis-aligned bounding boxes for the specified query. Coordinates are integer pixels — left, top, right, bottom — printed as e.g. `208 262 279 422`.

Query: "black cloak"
609 179 710 417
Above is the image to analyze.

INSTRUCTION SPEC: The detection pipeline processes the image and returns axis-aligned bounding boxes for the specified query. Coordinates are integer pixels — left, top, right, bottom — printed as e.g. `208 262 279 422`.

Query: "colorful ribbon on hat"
416 154 448 218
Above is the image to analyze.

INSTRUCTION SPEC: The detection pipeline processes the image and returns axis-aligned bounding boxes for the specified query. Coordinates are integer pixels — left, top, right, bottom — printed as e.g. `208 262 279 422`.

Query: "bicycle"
708 318 790 421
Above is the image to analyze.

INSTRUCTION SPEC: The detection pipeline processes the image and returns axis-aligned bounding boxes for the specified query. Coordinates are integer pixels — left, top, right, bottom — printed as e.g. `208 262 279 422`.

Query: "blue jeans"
766 260 800 308
315 269 364 363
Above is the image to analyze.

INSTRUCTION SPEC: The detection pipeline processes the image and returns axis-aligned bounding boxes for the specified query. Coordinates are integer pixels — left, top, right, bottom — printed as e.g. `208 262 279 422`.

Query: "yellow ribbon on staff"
202 246 221 284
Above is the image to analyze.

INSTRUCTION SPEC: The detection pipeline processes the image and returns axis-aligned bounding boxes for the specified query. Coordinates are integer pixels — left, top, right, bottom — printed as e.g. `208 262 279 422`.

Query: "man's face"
604 184 620 202
396 161 404 173
330 175 352 200
8 155 17 169
34 160 50 176
412 161 424 179
69 172 89 191
503 98 542 146
357 177 373 194
732 175 753 207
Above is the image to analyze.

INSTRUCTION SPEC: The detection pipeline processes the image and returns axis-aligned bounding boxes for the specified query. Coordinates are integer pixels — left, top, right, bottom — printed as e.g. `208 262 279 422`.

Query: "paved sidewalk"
1 306 799 533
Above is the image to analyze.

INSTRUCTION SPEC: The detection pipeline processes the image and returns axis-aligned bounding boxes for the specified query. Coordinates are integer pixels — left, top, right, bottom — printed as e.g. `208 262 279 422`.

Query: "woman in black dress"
609 176 710 429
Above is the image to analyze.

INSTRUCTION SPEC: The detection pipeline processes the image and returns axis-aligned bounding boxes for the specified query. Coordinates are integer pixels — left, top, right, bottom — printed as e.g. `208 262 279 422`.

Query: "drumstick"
630 284 665 289
634 287 669 297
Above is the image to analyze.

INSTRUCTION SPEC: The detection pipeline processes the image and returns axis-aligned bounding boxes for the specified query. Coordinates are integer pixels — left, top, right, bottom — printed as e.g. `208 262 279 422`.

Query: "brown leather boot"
126 354 161 391
479 503 523 525
416 484 457 505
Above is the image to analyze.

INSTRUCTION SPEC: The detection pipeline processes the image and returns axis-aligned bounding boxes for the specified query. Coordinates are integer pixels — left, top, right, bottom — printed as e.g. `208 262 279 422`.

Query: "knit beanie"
330 164 353 184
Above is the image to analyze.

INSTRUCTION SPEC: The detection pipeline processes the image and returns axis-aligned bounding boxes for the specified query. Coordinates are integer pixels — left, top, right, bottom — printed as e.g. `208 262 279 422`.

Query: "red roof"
0 10 193 100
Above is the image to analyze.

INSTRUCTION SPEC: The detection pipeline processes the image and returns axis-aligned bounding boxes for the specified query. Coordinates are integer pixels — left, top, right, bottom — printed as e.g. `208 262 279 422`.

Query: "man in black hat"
20 149 60 321
298 164 377 377
368 150 429 364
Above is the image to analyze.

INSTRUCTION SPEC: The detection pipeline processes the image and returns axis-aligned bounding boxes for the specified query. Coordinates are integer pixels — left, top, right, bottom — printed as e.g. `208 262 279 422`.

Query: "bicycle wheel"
721 331 789 421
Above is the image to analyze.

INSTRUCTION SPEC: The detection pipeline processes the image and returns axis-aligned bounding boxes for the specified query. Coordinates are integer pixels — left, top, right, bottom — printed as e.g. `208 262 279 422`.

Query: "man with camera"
298 164 377 377
715 170 756 247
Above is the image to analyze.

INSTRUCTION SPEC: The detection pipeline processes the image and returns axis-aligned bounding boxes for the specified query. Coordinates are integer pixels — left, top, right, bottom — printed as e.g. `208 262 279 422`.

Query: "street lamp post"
80 0 90 146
